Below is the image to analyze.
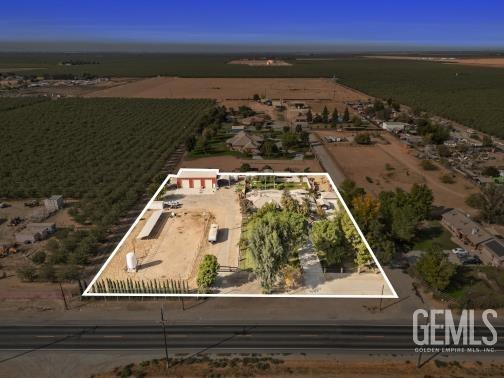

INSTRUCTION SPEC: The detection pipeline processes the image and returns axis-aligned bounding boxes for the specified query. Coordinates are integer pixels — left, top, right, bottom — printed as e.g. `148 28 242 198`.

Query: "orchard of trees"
2 97 216 275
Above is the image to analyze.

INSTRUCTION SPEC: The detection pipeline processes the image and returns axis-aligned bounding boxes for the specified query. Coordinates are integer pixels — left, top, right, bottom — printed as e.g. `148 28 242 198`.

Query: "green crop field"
0 97 214 227
2 53 504 136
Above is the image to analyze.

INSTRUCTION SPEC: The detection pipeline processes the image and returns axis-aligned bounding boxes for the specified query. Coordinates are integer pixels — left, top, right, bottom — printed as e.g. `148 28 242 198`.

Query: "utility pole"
160 306 169 368
379 284 385 312
59 282 69 310
180 296 185 311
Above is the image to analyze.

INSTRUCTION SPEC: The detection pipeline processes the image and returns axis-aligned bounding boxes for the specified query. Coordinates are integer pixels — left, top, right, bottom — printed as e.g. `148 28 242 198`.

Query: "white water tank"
126 252 137 272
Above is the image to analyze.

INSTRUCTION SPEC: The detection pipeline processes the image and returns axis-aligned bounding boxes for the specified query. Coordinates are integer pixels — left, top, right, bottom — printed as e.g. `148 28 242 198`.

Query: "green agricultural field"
0 95 49 111
2 53 504 136
0 97 214 227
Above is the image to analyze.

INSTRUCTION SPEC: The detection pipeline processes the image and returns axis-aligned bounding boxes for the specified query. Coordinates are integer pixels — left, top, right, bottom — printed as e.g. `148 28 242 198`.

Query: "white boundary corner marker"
83 168 398 299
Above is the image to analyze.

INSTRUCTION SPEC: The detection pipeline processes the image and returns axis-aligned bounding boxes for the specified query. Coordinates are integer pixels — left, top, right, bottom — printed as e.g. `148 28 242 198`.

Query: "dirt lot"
97 209 209 286
316 131 479 212
453 58 504 68
181 156 322 172
96 188 242 289
0 200 80 243
86 77 367 109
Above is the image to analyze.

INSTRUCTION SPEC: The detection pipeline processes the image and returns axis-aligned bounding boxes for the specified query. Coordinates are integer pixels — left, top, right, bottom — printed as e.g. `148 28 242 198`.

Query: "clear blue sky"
1 0 503 50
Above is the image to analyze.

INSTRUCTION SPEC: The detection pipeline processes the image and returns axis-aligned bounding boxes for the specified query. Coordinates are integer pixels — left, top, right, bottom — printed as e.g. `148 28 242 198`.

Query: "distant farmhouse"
381 121 409 133
286 101 310 130
226 131 264 154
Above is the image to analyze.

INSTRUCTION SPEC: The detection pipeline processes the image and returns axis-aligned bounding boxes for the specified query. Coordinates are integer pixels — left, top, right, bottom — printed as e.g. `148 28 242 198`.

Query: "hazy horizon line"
1 40 504 54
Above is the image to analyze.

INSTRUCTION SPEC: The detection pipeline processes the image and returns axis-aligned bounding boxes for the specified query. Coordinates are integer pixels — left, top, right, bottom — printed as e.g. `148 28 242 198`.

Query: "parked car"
163 200 180 209
461 255 482 265
451 247 469 257
0 202 10 208
24 200 39 207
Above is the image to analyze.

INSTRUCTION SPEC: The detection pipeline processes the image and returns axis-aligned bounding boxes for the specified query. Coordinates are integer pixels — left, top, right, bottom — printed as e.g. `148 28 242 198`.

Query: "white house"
381 122 408 133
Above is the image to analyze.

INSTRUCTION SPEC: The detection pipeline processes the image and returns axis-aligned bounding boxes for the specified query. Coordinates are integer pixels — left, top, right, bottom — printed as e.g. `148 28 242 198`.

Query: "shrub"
240 163 251 172
421 160 438 171
440 174 455 184
39 263 57 282
354 133 371 145
17 265 37 282
31 251 47 265
56 264 80 282
482 166 499 177
197 255 220 293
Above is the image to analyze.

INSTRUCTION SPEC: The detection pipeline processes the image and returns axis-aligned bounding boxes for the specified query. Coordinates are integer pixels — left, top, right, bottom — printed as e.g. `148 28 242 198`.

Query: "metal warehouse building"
176 169 218 190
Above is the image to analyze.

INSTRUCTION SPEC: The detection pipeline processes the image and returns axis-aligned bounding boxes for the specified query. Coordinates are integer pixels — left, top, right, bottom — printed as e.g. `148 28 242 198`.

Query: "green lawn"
413 220 458 251
238 248 255 271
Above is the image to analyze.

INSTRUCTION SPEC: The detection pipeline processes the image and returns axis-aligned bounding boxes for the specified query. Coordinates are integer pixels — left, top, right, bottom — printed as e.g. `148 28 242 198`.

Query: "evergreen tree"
331 107 339 127
322 106 329 123
306 109 313 123
343 107 350 122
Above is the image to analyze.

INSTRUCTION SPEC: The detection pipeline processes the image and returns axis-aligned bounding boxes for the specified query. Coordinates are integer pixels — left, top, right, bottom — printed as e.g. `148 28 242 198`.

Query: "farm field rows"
0 97 214 227
3 53 496 136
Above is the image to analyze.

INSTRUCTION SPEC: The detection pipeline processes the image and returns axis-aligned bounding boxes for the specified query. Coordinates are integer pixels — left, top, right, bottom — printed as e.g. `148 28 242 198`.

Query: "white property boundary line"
83 169 398 299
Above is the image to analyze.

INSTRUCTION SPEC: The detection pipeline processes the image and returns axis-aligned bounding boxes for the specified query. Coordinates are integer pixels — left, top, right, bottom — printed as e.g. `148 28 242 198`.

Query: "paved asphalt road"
1 325 503 352
309 134 346 185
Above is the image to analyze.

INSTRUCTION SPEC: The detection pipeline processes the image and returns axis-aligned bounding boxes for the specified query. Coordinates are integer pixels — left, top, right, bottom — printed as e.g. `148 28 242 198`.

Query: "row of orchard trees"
92 278 191 294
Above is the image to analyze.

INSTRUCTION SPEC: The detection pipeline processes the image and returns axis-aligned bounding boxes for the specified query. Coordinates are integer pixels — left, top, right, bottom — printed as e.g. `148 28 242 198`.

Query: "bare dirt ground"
85 77 367 108
317 131 479 212
453 58 504 68
181 156 322 172
365 55 504 68
93 355 504 378
97 209 209 285
95 188 242 290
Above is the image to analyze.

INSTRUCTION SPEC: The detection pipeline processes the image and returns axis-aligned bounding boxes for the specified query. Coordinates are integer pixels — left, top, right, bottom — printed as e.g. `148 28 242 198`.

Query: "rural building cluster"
0 195 64 254
87 169 393 297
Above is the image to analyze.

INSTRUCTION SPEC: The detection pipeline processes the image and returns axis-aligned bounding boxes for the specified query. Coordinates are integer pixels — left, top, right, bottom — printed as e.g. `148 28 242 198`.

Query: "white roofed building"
176 169 219 192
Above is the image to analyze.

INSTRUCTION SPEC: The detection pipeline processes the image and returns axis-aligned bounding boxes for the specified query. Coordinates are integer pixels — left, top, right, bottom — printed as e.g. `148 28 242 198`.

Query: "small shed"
44 195 64 212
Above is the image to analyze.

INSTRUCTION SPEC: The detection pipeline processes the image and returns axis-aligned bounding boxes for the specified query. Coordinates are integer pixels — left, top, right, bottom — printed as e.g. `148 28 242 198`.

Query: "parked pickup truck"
208 224 219 243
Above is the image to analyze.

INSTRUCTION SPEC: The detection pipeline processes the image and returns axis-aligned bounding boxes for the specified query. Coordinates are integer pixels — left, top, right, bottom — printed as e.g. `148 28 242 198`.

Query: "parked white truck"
208 223 219 243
